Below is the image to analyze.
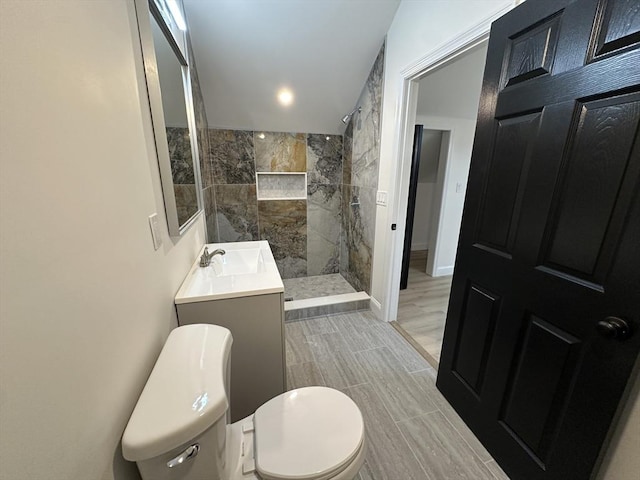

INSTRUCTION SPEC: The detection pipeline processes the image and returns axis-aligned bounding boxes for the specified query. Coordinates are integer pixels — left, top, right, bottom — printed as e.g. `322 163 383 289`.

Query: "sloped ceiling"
183 0 400 135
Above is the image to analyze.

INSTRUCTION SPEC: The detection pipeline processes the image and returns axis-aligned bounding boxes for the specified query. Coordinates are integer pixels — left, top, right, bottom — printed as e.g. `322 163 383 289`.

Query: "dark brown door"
437 1 640 479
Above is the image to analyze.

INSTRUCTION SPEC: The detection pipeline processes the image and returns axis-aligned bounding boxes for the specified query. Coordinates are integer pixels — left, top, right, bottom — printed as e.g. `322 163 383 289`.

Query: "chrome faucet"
199 247 225 267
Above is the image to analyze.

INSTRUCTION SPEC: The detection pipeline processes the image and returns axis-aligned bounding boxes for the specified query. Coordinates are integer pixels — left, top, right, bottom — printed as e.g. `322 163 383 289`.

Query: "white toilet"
122 324 366 480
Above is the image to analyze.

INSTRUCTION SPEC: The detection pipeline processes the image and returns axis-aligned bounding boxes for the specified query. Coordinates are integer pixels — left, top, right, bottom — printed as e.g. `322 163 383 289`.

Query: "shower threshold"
282 273 370 320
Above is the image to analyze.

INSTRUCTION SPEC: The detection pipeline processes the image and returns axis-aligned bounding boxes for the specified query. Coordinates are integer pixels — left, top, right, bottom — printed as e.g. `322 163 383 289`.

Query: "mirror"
136 0 202 236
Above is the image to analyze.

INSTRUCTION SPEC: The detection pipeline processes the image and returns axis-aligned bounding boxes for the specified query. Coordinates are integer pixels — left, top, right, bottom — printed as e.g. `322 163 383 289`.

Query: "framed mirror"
135 0 203 236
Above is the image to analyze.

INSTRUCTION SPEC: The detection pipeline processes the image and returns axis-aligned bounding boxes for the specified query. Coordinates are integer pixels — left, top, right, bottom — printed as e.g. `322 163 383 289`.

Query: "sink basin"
211 248 263 276
175 241 284 303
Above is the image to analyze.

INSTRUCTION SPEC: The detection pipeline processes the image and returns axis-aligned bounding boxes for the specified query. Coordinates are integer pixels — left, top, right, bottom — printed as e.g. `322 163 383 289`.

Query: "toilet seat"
252 387 365 480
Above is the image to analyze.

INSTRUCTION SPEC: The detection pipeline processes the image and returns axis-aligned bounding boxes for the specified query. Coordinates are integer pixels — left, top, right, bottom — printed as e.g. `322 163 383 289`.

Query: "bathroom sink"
175 241 284 303
211 248 264 276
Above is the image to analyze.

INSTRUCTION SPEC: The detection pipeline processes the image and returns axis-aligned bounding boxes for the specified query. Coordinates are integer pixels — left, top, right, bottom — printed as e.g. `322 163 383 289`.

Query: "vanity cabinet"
176 293 286 421
174 241 286 422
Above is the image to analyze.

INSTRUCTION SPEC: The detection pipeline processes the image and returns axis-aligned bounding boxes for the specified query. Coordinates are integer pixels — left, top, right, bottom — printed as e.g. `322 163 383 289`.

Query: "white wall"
0 2 205 479
411 183 435 251
416 116 476 276
411 129 442 251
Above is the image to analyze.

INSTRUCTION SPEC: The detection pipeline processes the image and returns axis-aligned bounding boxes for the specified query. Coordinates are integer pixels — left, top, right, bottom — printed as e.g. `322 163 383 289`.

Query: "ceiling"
183 0 400 135
416 42 489 120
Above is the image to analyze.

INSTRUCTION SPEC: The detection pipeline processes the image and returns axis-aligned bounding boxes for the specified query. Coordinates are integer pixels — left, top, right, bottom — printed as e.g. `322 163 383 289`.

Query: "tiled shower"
200 43 385 304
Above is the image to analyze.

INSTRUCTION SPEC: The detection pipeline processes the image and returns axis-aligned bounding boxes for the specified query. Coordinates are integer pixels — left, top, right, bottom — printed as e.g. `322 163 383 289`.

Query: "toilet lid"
253 387 364 480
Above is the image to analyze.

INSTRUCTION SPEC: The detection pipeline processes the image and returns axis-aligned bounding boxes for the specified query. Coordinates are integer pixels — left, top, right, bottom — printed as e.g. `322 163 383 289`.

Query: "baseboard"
411 242 429 251
435 265 454 276
369 296 383 320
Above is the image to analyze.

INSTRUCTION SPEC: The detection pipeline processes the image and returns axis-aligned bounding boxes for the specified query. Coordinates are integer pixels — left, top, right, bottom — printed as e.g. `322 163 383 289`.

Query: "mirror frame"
134 0 203 237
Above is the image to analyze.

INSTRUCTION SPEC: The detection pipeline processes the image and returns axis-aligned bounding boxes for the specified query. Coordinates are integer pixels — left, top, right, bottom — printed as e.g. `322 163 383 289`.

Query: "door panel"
500 314 581 464
452 283 501 395
477 112 541 254
541 92 640 283
502 12 562 88
591 0 640 59
437 1 640 479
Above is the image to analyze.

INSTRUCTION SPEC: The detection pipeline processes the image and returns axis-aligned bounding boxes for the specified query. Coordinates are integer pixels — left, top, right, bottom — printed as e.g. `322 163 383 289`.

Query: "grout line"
393 407 440 425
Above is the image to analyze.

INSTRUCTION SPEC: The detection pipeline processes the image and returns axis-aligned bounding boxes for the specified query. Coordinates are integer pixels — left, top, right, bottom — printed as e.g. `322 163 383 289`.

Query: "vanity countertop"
175 241 284 304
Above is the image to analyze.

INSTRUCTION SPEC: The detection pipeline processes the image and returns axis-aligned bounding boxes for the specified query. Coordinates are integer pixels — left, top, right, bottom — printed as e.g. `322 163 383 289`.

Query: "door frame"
383 4 513 324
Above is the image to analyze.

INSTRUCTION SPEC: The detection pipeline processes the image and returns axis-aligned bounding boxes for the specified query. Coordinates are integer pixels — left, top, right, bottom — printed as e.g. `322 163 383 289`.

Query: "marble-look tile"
203 185 218 243
343 121 353 186
287 362 325 389
398 411 496 480
255 132 306 172
307 184 341 275
258 200 306 278
307 134 342 184
355 347 438 422
341 185 376 293
411 368 493 462
166 127 195 185
486 460 511 480
351 43 384 189
342 383 428 480
209 129 255 184
174 184 198 226
215 184 258 242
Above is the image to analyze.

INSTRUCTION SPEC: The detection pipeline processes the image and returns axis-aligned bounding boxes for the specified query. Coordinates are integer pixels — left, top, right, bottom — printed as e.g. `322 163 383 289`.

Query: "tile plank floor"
285 311 510 479
397 250 452 363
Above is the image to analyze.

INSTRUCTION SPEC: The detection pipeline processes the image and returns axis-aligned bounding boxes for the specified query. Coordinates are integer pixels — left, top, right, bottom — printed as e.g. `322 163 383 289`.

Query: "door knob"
596 317 631 340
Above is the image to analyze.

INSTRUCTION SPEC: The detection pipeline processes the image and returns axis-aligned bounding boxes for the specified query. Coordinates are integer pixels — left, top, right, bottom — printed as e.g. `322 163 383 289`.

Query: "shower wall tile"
203 185 218 243
259 200 307 279
307 134 343 184
307 184 341 275
340 184 376 293
340 42 384 294
351 43 384 189
255 132 306 172
343 121 353 186
209 129 255 184
215 184 259 242
174 183 198 227
166 127 195 185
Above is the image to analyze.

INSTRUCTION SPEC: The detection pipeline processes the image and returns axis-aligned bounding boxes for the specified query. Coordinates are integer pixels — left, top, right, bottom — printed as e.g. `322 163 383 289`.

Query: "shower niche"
256 172 307 200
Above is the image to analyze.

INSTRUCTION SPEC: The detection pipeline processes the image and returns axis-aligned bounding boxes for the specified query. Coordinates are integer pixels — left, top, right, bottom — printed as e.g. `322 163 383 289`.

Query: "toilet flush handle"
167 444 200 468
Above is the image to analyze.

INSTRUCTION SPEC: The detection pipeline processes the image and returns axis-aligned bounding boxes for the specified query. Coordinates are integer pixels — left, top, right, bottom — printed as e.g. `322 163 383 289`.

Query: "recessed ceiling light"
277 88 294 107
258 133 265 139
326 136 330 140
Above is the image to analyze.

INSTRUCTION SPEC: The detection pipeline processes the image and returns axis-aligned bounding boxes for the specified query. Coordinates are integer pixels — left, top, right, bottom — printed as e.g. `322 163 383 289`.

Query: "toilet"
122 324 366 480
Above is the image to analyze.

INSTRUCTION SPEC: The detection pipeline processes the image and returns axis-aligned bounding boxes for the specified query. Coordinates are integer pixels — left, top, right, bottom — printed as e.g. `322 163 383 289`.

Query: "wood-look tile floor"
396 250 452 363
285 311 510 480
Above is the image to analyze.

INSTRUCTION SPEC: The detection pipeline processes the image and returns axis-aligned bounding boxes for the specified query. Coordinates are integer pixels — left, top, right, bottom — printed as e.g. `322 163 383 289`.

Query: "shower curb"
284 292 370 321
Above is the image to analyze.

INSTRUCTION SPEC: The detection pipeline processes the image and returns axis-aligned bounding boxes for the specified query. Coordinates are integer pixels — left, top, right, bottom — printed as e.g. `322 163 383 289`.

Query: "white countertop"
175 241 284 304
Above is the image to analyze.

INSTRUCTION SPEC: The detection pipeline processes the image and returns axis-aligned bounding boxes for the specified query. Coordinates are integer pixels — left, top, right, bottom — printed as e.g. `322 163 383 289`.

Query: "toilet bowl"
122 324 365 480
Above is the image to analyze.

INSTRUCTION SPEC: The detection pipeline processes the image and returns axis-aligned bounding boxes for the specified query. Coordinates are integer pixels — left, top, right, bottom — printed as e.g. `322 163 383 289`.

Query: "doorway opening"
391 40 489 365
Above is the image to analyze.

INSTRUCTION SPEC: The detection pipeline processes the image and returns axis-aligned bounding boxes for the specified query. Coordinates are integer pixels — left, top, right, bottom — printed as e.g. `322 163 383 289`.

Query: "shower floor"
283 273 356 301
282 273 369 321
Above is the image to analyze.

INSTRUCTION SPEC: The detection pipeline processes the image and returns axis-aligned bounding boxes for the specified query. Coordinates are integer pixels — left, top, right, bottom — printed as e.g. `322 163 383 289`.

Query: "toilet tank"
122 324 233 480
